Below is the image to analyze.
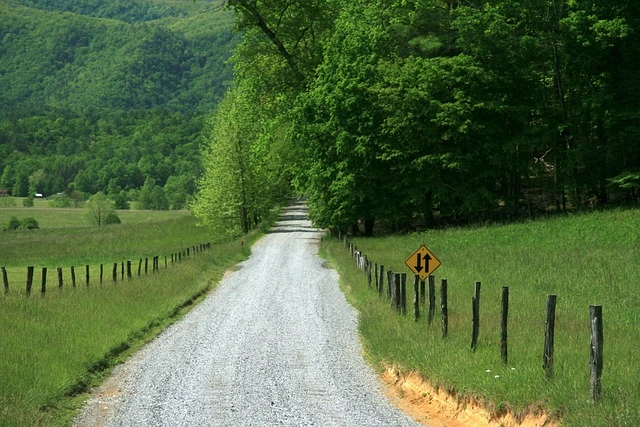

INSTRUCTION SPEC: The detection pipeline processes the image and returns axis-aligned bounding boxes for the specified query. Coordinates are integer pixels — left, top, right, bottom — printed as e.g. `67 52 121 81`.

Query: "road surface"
74 201 421 427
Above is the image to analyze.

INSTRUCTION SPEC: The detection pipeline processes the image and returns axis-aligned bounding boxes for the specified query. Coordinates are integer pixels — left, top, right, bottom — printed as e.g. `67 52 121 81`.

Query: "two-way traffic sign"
405 245 441 280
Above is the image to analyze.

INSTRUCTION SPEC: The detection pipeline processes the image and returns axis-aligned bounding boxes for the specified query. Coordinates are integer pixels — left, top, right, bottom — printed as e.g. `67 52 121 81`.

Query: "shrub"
0 196 16 207
48 194 71 208
104 212 121 225
21 217 39 230
22 197 34 207
7 216 21 230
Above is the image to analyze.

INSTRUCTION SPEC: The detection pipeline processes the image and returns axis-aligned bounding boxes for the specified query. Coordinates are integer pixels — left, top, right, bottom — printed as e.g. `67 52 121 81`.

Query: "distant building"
35 193 44 198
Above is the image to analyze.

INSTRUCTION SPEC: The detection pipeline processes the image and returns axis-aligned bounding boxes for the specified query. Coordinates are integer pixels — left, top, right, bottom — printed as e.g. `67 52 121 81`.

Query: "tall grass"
0 207 279 426
322 208 640 426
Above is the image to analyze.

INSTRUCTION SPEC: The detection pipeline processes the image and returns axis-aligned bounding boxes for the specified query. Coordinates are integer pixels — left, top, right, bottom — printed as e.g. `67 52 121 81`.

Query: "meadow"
322 208 640 427
0 202 276 426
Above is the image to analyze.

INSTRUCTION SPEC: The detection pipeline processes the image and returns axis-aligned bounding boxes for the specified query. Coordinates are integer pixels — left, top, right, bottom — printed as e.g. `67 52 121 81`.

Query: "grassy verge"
321 208 640 427
0 207 280 426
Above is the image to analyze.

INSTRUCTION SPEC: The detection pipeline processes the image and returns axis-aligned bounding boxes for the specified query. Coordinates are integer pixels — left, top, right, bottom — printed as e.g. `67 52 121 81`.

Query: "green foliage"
193 83 289 235
48 194 71 208
0 196 16 207
0 0 237 199
20 217 39 230
103 211 121 225
6 216 21 231
22 197 34 207
85 192 116 226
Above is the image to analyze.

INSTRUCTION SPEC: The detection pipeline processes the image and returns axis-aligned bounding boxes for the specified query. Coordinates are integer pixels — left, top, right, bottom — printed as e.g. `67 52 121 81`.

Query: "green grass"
322 208 640 426
0 205 279 426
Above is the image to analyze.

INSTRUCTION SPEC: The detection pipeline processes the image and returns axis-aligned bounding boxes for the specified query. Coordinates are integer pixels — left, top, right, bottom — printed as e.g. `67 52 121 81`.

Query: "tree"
85 192 118 226
192 81 289 235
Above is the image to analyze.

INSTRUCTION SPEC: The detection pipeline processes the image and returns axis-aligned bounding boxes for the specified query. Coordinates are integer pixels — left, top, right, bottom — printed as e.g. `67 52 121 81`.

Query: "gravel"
74 201 422 427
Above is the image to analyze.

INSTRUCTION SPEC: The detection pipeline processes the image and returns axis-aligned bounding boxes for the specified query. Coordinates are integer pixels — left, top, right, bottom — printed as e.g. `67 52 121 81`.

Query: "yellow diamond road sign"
405 244 441 280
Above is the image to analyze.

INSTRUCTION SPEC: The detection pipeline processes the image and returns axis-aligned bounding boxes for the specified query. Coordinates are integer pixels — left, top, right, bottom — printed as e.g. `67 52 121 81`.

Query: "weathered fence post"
112 263 117 283
138 259 142 276
71 266 76 288
26 266 34 296
420 279 426 306
145 258 148 274
127 260 132 279
471 281 481 351
374 262 379 291
2 267 9 294
121 262 124 280
543 294 557 378
387 270 393 303
85 265 90 287
366 257 372 287
378 265 384 296
400 273 407 316
501 286 509 365
394 273 401 313
428 275 436 325
441 278 448 338
57 267 63 289
413 275 420 321
589 305 604 402
100 264 104 284
41 267 47 296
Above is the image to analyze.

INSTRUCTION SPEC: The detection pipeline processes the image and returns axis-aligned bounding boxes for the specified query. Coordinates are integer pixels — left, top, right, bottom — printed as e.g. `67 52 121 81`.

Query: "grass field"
322 208 640 427
0 203 278 426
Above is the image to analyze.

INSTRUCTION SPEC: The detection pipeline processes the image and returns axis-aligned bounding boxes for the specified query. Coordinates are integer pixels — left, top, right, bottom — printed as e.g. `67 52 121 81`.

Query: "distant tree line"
0 0 237 210
194 0 640 235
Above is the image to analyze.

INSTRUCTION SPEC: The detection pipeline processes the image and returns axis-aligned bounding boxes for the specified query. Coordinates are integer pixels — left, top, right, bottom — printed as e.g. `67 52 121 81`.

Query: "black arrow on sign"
415 252 432 273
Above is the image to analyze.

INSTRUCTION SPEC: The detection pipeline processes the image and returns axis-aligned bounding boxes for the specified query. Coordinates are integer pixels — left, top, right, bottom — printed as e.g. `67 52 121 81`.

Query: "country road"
74 201 422 427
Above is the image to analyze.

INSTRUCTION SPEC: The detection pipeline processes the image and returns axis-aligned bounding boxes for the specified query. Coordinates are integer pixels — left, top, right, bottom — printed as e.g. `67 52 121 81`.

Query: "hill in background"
0 0 238 204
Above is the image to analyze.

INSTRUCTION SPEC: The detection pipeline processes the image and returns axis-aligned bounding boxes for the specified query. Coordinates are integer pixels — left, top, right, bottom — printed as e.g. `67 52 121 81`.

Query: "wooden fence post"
420 279 426 306
471 281 481 351
138 259 142 276
26 266 34 296
543 294 557 378
374 262 379 291
57 267 63 289
413 275 420 321
127 260 132 279
387 270 393 303
400 273 407 316
71 266 76 288
85 265 90 287
501 286 509 365
589 305 604 402
100 264 103 284
121 261 124 280
145 258 148 273
428 275 436 325
2 267 9 294
394 273 401 313
112 263 117 282
441 278 448 338
378 265 384 296
41 267 47 296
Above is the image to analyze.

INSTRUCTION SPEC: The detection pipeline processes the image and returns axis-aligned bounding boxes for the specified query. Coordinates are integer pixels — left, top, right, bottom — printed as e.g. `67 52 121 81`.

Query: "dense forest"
0 0 237 207
194 0 640 235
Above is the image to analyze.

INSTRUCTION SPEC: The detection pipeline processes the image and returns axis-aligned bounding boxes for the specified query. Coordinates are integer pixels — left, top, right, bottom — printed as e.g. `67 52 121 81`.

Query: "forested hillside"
194 0 640 235
0 0 237 206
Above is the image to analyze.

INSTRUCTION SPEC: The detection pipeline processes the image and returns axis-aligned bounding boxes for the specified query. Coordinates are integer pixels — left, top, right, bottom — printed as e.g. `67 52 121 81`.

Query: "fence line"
341 235 604 403
1 242 212 297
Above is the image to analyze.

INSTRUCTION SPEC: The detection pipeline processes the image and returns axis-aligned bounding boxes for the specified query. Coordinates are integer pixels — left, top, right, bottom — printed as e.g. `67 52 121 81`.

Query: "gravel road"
74 201 421 427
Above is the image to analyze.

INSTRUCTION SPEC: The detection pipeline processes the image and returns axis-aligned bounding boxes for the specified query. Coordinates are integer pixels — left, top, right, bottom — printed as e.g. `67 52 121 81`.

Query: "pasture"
0 202 276 426
323 208 640 427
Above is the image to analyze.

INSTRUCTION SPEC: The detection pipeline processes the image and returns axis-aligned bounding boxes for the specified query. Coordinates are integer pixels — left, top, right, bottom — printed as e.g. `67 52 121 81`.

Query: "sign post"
405 244 441 281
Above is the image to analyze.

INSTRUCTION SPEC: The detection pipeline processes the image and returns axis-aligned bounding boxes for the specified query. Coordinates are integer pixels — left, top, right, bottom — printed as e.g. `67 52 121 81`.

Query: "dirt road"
74 201 421 426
